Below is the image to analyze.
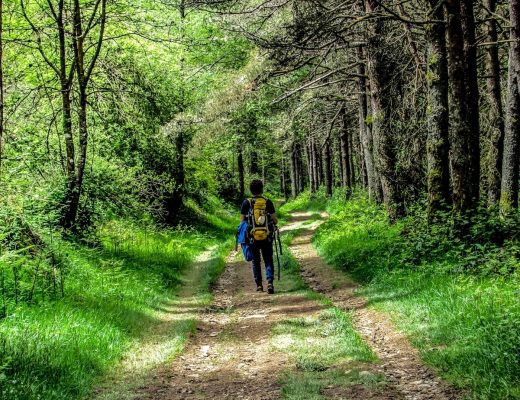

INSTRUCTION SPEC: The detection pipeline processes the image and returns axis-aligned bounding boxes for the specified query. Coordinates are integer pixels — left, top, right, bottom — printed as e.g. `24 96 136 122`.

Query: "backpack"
247 196 271 242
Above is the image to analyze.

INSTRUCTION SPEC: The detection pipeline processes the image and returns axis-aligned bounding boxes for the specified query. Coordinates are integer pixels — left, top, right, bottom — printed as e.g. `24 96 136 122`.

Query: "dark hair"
250 179 264 196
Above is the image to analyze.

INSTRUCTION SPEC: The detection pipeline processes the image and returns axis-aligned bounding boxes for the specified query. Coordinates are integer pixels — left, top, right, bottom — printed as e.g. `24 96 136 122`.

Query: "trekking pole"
276 226 283 256
273 226 281 281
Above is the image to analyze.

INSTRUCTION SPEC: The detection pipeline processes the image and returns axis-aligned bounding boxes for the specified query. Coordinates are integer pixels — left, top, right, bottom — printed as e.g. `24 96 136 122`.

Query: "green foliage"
0 200 236 400
302 191 520 399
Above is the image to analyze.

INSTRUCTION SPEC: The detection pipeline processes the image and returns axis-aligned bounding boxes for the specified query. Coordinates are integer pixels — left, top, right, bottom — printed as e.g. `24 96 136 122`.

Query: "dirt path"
133 250 324 400
93 246 220 400
289 212 460 400
133 212 460 400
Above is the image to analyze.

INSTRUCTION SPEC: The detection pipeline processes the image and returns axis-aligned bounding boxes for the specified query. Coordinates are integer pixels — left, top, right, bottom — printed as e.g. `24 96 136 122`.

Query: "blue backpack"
236 221 253 262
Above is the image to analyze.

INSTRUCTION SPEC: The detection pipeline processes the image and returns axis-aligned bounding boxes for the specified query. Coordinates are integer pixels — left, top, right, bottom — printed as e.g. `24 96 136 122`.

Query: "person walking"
240 179 278 294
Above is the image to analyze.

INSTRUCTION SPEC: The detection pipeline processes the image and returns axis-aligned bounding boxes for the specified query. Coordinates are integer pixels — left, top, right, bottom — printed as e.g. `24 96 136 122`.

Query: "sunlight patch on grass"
272 308 377 399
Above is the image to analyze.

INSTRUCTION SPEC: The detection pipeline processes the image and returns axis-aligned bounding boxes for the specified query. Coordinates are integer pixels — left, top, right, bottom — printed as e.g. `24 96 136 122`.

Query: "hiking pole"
275 238 281 281
276 226 283 256
274 227 281 281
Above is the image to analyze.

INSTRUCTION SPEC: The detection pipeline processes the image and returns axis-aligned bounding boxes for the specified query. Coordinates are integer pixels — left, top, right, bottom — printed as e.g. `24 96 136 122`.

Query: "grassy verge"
287 190 520 399
0 200 236 400
272 225 379 399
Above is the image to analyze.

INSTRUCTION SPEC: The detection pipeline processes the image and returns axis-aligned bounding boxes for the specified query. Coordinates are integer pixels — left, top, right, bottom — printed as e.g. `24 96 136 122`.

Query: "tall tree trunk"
290 145 298 198
316 139 323 187
426 0 451 220
365 0 404 219
445 0 480 216
250 149 260 175
500 0 520 212
280 156 287 199
484 0 505 205
337 133 344 187
57 0 77 229
340 107 352 189
238 146 245 200
306 139 316 193
461 0 481 203
62 0 106 229
298 142 305 194
323 138 333 197
357 47 381 201
311 138 318 192
348 129 356 186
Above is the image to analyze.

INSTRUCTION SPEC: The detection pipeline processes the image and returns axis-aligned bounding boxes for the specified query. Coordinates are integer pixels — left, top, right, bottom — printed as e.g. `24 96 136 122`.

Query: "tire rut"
288 211 461 400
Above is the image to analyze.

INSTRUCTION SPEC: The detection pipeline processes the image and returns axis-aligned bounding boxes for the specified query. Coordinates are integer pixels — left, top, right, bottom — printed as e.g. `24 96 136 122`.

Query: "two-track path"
133 212 460 400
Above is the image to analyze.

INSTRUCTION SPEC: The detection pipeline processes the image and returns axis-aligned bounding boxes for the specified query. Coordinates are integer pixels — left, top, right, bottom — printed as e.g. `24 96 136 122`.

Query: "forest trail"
133 213 460 400
289 212 460 400
93 246 220 400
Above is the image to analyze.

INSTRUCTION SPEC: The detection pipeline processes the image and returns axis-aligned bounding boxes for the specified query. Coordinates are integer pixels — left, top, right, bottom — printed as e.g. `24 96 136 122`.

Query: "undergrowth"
285 189 520 399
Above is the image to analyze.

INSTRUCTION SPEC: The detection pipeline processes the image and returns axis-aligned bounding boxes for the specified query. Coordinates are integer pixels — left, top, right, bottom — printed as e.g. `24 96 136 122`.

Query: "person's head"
250 179 264 196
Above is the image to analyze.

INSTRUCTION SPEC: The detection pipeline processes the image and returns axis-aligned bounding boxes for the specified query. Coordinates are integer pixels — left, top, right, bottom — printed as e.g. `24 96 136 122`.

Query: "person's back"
240 180 278 294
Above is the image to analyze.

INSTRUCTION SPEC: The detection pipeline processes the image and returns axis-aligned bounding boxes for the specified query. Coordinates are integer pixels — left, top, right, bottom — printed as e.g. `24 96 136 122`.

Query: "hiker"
240 179 278 294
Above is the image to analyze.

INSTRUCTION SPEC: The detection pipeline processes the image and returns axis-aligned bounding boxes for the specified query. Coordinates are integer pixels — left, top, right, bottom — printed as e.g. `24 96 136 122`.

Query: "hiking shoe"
267 283 274 294
256 285 264 292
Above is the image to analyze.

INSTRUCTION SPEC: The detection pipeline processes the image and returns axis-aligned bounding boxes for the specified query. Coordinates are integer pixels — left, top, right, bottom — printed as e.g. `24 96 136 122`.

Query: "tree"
365 0 404 219
425 0 451 219
21 0 107 230
500 0 520 212
445 0 480 217
483 0 505 205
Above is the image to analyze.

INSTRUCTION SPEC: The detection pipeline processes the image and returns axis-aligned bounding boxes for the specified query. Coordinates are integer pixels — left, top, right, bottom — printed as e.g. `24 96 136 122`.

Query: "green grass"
0 201 236 400
294 190 520 399
272 308 379 399
272 222 378 399
278 188 329 217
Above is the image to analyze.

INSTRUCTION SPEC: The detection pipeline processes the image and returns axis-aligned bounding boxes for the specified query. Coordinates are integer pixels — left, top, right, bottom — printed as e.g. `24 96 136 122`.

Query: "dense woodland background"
1 0 520 399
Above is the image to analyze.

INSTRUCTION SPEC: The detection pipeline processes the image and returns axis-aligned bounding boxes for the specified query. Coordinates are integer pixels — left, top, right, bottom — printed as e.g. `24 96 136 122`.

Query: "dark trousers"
252 240 274 285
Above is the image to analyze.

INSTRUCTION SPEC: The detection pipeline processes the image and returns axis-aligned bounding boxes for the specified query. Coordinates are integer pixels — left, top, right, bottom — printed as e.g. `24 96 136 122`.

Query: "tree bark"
61 0 106 229
425 0 451 220
483 0 505 205
323 138 333 197
460 0 481 203
56 0 77 229
316 138 323 187
357 47 381 201
250 149 260 175
348 128 356 187
280 156 287 199
298 142 305 194
332 131 345 187
290 145 298 198
500 0 520 212
306 138 316 193
365 0 404 219
340 107 352 189
311 137 319 192
445 0 480 216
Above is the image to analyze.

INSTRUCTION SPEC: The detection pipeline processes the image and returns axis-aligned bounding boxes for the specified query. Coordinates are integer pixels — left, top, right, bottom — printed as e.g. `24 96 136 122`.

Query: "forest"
0 0 519 399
